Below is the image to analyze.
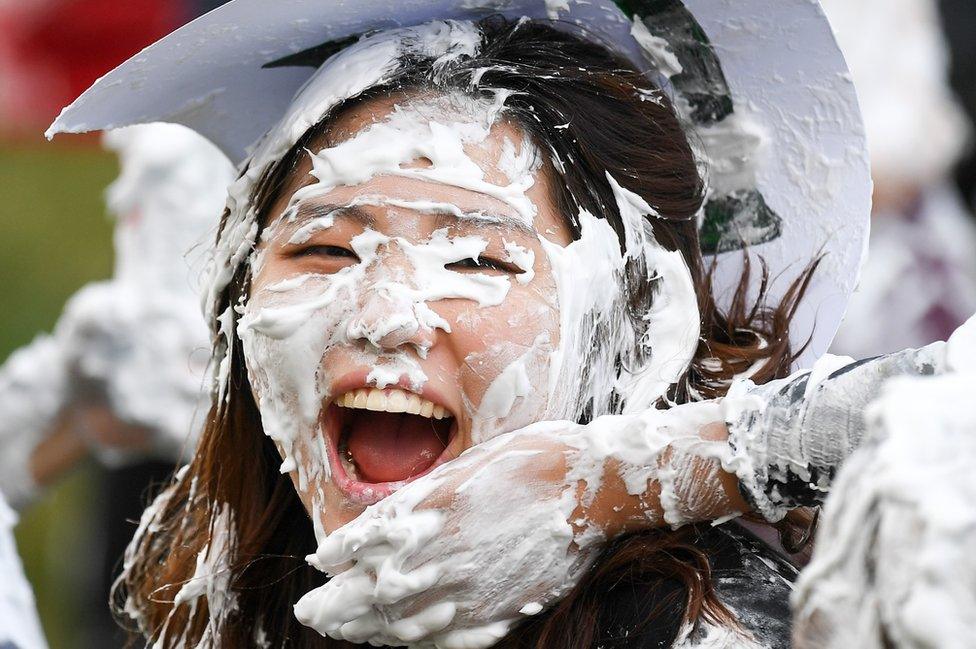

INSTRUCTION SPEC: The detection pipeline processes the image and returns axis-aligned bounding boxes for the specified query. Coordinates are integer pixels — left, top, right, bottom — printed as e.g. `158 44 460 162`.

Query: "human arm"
722 333 958 522
27 402 155 489
27 411 90 489
0 328 157 508
294 404 750 647
0 334 71 508
295 317 973 647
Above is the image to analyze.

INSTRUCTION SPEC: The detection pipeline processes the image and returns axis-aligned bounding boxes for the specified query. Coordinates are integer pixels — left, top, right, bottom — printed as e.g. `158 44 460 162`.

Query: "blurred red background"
0 0 217 141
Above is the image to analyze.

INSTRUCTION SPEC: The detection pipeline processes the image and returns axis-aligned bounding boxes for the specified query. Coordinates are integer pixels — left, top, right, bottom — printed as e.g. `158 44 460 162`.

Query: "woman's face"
241 93 574 532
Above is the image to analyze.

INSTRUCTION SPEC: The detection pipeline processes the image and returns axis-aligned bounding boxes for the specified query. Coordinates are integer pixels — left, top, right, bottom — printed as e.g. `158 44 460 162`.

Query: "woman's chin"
325 502 369 534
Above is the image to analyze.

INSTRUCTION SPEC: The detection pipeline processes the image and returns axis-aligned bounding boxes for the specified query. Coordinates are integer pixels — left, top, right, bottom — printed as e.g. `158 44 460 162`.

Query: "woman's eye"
293 244 360 262
446 257 518 274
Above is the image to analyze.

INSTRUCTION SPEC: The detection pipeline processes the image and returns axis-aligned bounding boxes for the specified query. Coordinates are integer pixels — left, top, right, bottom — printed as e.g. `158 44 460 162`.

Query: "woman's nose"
345 289 438 355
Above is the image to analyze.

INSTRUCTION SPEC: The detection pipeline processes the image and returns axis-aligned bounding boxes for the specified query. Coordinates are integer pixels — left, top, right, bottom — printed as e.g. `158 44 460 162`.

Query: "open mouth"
323 387 458 502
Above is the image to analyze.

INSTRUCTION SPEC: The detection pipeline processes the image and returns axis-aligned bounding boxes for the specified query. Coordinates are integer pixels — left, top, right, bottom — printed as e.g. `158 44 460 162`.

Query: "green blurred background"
1 141 118 648
2 2 218 643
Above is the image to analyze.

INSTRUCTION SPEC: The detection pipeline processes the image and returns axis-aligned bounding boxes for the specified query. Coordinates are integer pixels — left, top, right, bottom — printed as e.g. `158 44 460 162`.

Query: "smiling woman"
102 17 826 648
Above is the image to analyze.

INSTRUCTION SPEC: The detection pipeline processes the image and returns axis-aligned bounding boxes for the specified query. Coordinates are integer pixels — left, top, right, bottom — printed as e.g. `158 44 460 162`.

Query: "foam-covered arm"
0 335 71 508
568 405 748 536
723 340 952 522
294 318 976 646
293 404 748 647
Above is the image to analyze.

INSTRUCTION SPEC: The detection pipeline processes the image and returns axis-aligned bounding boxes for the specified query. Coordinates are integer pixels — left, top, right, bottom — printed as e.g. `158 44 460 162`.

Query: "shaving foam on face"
228 16 702 475
291 94 533 225
208 21 484 391
284 163 713 643
240 94 557 483
274 173 712 643
241 215 521 477
247 133 706 649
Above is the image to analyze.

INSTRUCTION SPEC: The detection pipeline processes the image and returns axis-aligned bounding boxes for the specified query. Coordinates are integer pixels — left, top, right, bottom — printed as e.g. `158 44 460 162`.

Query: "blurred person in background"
1 2 231 645
821 0 976 358
0 123 233 646
0 124 231 508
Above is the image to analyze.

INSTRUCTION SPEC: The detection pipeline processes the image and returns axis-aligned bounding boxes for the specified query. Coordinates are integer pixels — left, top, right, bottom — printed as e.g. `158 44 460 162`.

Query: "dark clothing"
592 524 796 648
704 524 796 647
939 0 976 207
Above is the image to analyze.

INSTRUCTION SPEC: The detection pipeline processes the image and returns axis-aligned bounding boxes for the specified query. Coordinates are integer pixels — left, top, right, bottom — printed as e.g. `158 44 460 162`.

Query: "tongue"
346 411 448 483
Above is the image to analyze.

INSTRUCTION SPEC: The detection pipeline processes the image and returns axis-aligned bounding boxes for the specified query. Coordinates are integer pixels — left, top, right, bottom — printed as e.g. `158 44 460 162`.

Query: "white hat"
47 0 871 369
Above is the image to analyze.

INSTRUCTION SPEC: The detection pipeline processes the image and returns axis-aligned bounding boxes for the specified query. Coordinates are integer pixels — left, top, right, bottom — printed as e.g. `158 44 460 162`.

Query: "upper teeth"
336 387 450 419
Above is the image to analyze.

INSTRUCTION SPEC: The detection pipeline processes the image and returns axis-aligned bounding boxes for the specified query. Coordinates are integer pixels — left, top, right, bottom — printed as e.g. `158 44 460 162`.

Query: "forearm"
575 340 950 536
0 334 71 508
580 439 748 538
28 412 90 488
563 407 749 539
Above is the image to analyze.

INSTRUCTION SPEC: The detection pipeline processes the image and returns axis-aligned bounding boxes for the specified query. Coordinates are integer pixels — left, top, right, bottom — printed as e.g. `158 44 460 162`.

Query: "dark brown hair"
113 17 816 648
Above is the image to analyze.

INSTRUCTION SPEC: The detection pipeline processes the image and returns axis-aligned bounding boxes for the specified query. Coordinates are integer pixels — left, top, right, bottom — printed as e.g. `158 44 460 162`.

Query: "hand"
294 406 746 648
294 423 594 648
72 402 156 466
27 402 155 492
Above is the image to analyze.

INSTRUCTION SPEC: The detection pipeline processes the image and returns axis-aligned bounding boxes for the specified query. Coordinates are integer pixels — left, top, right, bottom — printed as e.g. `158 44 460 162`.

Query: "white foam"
793 316 976 648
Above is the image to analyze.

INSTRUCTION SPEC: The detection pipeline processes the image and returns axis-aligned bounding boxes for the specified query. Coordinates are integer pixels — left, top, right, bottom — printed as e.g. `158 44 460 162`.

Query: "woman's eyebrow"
432 211 535 236
292 202 376 229
290 199 534 235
